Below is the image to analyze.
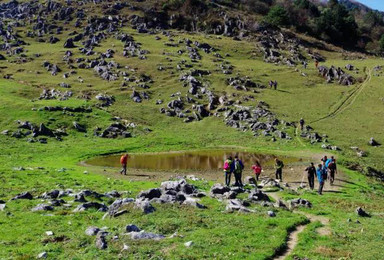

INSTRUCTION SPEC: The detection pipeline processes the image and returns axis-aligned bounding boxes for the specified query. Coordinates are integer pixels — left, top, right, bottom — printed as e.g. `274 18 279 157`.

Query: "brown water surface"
85 150 301 172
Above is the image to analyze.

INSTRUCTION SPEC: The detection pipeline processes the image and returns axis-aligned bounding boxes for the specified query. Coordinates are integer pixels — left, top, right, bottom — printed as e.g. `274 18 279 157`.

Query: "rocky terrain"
1 0 384 259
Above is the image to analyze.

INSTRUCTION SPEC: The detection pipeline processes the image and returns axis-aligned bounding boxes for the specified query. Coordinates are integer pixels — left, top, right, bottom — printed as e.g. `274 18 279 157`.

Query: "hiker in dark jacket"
274 158 284 181
233 156 244 187
305 162 316 190
328 156 337 185
299 118 305 131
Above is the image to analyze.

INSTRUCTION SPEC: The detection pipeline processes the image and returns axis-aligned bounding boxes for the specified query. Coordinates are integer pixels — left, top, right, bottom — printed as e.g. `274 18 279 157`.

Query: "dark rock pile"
38 89 73 101
94 122 132 139
318 65 355 85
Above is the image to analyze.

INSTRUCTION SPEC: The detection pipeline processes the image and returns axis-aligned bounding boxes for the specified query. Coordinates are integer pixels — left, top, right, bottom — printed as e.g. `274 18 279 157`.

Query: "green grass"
1 4 384 258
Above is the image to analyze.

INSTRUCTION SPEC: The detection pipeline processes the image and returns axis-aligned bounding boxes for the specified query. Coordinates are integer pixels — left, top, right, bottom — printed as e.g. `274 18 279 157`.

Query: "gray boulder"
248 189 270 202
137 188 162 200
31 204 54 212
12 192 33 200
85 226 100 236
73 202 108 212
125 224 141 233
356 207 370 217
288 198 312 209
134 200 155 214
210 184 231 196
73 121 86 132
95 232 108 250
183 198 207 209
129 231 165 240
226 199 254 213
369 137 380 147
37 252 47 259
245 176 257 185
40 190 60 199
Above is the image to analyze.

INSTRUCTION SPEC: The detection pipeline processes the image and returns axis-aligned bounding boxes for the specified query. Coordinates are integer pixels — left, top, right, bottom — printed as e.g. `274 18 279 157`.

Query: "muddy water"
85 150 301 172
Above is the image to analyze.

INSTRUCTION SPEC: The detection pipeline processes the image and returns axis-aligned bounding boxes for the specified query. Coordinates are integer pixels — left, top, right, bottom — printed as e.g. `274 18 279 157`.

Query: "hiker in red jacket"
120 154 129 175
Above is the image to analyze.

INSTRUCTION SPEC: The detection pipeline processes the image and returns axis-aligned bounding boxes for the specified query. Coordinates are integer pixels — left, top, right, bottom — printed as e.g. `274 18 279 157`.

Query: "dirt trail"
270 194 331 259
274 224 307 260
269 189 333 260
310 67 372 124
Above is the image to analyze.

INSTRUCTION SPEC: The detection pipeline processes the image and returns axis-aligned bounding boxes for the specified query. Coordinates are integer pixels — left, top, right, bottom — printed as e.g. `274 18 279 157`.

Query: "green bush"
265 5 290 27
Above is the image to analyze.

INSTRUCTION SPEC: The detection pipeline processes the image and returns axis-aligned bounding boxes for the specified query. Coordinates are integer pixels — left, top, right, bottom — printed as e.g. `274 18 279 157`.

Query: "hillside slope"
0 0 384 259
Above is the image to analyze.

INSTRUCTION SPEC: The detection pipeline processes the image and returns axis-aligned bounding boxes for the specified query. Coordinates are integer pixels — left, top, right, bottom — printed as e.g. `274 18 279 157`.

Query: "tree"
265 5 290 27
379 34 384 52
315 1 358 46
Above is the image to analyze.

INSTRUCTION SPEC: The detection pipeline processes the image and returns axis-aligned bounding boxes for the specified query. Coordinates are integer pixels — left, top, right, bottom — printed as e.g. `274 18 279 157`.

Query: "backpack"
322 169 328 180
234 161 242 174
223 160 230 171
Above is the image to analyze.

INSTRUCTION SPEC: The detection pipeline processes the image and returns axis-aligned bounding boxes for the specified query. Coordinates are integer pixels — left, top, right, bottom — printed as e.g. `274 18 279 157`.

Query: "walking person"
274 158 284 181
305 162 316 190
316 164 326 195
120 153 129 175
268 80 273 88
252 161 262 182
233 156 244 187
273 80 278 90
328 156 337 185
303 61 307 69
321 155 328 165
299 118 305 131
223 156 233 186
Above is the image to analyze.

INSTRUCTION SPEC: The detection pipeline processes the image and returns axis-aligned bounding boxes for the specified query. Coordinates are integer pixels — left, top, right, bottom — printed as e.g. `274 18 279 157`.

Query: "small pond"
85 150 301 171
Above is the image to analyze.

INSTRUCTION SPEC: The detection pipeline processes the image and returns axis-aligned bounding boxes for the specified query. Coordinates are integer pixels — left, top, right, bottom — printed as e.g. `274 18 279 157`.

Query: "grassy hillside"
0 0 384 259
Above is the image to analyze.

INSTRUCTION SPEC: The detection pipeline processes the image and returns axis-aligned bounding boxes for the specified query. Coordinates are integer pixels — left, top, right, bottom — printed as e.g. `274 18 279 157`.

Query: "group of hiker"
305 155 337 195
223 154 337 195
268 80 278 90
120 152 337 195
223 156 285 187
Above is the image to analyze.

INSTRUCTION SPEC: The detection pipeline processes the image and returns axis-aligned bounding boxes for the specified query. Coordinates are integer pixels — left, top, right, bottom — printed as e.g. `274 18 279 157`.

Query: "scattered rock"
73 202 108 212
31 204 54 212
129 231 165 240
134 200 155 214
245 176 257 185
369 137 380 147
356 207 370 217
287 198 312 209
267 211 276 217
95 232 108 250
184 241 194 247
248 189 270 202
12 192 33 200
226 199 254 213
37 252 47 259
182 198 207 209
260 179 280 188
125 224 141 233
85 226 100 236
210 183 231 197
137 188 162 200
73 121 86 132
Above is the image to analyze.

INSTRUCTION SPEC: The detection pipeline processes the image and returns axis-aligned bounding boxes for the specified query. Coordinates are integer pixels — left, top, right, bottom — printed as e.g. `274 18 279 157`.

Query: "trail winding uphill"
310 67 372 124
268 191 332 260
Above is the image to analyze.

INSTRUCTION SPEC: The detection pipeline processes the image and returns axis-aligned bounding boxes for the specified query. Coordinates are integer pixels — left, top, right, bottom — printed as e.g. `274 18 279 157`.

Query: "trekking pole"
300 171 306 188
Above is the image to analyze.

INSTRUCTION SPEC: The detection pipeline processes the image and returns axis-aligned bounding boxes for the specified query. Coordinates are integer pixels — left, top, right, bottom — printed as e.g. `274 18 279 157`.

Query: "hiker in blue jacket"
316 164 326 195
